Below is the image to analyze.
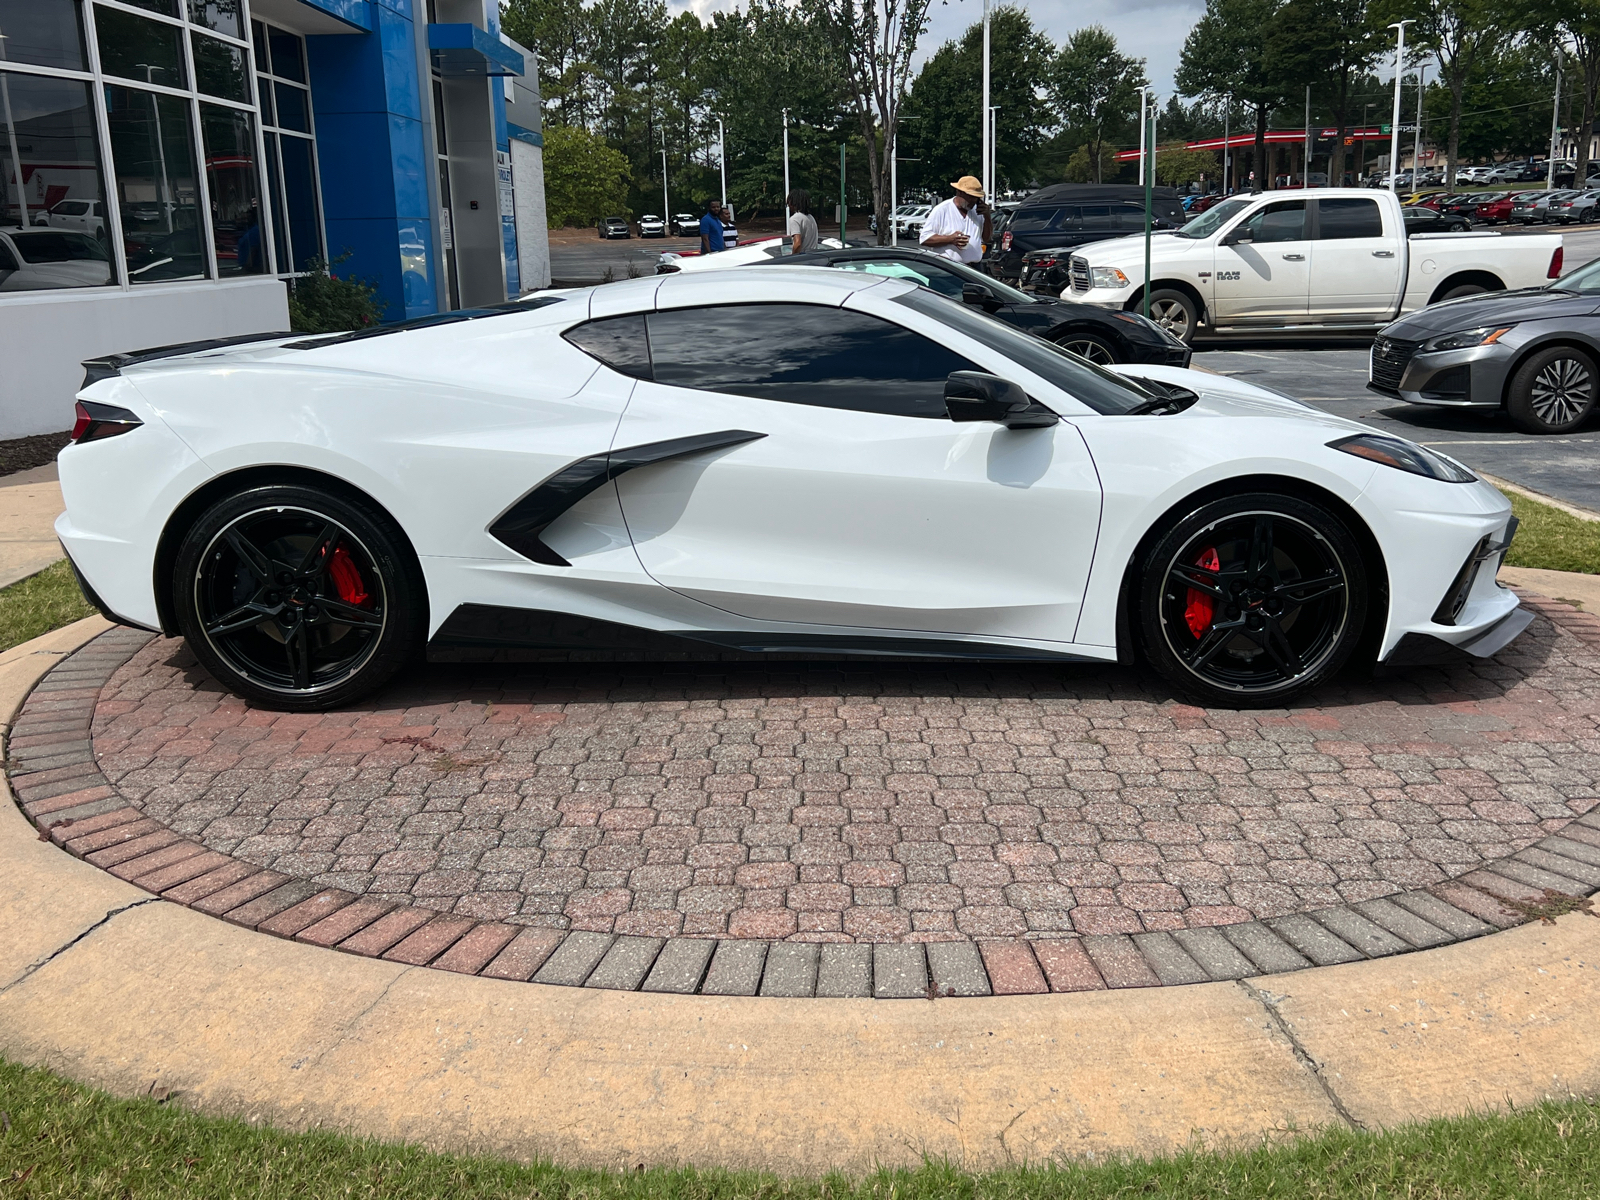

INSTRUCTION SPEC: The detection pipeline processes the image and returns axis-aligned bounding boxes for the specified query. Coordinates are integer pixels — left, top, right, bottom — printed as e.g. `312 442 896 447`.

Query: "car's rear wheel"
1138 493 1369 707
1144 289 1200 344
1054 330 1121 365
1505 346 1597 434
173 484 424 711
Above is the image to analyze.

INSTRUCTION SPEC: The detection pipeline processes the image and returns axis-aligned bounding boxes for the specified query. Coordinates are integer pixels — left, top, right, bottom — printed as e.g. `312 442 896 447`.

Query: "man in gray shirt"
786 188 819 254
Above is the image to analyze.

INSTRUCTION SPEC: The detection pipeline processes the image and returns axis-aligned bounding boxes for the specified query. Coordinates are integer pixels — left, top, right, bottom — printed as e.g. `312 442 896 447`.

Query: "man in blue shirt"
699 200 726 255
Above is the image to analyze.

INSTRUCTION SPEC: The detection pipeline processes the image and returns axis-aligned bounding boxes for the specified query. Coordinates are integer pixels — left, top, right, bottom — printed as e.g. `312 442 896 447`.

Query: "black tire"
1438 282 1490 301
1505 345 1598 434
1053 329 1122 365
1144 289 1200 344
172 484 425 711
1138 492 1369 708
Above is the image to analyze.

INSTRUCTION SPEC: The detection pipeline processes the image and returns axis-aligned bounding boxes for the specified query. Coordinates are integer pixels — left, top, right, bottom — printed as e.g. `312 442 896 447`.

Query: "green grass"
2 1057 1600 1198
1503 491 1600 575
0 560 94 655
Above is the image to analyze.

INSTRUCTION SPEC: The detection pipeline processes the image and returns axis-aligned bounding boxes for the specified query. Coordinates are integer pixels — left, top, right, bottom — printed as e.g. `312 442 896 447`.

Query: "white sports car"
58 268 1528 711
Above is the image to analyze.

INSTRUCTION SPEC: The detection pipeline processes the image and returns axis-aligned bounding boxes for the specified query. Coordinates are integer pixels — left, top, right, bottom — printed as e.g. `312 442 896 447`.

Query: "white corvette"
57 268 1528 711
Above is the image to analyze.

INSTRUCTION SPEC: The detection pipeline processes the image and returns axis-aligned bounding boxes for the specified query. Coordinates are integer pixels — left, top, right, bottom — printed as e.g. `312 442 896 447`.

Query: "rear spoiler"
80 331 293 388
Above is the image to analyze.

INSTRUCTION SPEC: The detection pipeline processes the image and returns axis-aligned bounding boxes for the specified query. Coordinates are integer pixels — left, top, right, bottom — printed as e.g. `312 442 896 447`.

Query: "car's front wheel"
1138 493 1369 707
1505 346 1597 434
1143 289 1200 344
173 484 425 711
1053 330 1121 364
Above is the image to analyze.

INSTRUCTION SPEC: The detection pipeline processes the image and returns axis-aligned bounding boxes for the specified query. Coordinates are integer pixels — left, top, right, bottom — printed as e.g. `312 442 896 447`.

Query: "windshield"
1552 256 1600 294
1176 197 1251 239
893 288 1155 415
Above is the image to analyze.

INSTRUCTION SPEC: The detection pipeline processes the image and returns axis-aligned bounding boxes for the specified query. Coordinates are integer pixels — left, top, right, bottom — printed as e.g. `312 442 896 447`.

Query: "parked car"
1473 193 1515 225
895 204 932 237
1454 166 1494 185
0 227 113 289
1369 249 1598 434
656 234 846 274
60 268 1528 713
598 216 631 239
1528 190 1581 223
1509 191 1555 223
1544 190 1600 224
1061 188 1564 343
639 214 666 237
1401 206 1470 235
984 183 1184 284
672 213 699 236
38 198 107 238
758 244 1191 367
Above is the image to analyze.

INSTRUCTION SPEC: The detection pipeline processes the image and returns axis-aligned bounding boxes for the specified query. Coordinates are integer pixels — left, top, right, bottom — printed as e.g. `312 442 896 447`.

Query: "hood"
1068 232 1192 264
1382 287 1600 338
1110 363 1366 431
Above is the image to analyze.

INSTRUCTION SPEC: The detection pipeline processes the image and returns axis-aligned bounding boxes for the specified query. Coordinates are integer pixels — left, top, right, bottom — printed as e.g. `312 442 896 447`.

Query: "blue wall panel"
306 1 435 320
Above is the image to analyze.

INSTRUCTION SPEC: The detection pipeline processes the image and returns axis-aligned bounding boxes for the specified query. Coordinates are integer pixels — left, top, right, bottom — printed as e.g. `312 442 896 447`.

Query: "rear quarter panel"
1402 234 1563 309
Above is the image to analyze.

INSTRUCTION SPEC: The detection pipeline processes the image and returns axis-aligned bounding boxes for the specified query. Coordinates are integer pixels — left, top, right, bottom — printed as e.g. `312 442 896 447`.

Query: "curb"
7 593 1600 1001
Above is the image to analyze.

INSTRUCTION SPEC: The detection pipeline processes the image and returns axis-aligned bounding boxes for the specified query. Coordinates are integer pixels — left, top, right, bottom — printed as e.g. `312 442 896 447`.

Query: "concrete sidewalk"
0 464 64 590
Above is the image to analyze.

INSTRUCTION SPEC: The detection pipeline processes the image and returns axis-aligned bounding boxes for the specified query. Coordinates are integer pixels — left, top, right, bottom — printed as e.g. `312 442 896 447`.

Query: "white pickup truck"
1056 188 1564 343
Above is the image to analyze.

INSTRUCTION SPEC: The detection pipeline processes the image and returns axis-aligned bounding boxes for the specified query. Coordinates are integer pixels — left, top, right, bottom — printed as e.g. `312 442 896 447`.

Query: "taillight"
71 400 143 443
1001 231 1013 251
1549 246 1564 279
1033 257 1058 270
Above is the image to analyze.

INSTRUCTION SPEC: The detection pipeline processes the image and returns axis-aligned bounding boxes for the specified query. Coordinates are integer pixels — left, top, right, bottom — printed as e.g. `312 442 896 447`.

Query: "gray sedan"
1368 255 1600 434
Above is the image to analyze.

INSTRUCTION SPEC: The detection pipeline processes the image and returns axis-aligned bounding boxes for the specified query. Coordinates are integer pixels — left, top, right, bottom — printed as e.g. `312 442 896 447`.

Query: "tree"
1266 0 1383 184
1177 0 1292 191
1529 0 1600 184
807 0 933 243
1155 145 1222 186
541 124 632 226
1374 0 1502 185
900 8 1054 194
501 0 597 127
1049 26 1147 184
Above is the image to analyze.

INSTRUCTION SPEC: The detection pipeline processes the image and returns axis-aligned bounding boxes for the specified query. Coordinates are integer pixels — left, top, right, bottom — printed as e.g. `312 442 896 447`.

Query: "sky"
669 0 1209 95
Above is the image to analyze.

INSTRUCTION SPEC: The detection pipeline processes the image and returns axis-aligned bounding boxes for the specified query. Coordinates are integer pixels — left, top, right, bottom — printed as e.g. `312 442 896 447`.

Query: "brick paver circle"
9 593 1600 997
88 601 1600 941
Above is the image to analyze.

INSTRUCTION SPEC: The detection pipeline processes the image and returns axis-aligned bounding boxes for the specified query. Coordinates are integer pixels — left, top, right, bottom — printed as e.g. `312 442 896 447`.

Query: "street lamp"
1387 20 1413 194
660 125 669 229
1412 63 1426 189
988 105 999 199
981 0 990 203
1548 47 1563 190
716 115 727 215
0 29 25 227
1222 92 1231 194
781 107 790 224
891 113 918 247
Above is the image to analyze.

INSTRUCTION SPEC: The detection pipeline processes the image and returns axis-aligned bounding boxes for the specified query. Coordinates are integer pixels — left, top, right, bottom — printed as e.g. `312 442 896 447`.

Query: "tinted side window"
563 313 651 379
646 303 979 419
1243 200 1306 242
1079 204 1116 231
0 241 17 272
1009 207 1064 233
836 259 965 298
1113 202 1147 231
1317 198 1383 239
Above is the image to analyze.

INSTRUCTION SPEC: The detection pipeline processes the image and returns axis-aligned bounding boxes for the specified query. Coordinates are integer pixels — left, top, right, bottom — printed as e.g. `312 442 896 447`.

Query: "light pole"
1362 101 1371 181
1141 90 1155 318
1304 85 1311 186
1412 63 1426 189
716 115 727 215
981 0 990 203
781 107 790 224
0 29 25 227
660 126 669 228
988 105 1000 199
1388 20 1412 193
1222 93 1231 194
891 114 918 247
1548 47 1563 190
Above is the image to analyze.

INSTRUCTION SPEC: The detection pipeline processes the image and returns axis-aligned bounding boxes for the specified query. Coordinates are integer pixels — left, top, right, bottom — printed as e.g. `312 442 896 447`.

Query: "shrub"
287 255 385 333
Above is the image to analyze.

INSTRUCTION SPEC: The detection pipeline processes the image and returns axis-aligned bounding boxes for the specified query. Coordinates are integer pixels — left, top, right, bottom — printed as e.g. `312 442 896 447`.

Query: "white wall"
0 277 289 439
511 138 552 292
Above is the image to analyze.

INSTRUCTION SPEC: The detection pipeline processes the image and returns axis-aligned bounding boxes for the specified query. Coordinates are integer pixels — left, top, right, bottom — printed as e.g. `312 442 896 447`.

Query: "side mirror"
1222 225 1253 246
961 282 995 307
945 371 1058 428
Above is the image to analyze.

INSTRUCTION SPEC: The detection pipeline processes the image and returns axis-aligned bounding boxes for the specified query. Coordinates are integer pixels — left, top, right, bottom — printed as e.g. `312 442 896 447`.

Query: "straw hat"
949 176 985 197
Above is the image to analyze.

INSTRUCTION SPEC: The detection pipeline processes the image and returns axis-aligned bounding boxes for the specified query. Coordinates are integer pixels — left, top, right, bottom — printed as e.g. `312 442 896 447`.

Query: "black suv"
983 184 1185 284
755 245 1191 367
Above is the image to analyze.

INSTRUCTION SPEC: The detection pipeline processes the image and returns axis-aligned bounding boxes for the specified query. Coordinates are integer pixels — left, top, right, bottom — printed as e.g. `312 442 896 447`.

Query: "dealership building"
0 0 550 439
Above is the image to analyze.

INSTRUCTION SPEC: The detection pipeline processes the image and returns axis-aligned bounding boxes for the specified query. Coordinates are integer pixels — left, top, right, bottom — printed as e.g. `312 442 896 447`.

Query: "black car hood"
1383 287 1600 337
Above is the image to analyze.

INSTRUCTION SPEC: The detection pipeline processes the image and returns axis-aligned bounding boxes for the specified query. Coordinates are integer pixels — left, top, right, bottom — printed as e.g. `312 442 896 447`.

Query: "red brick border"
7 599 1600 1000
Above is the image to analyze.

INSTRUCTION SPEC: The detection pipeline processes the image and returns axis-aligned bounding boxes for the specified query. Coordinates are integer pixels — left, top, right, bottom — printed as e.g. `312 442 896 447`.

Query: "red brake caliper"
327 544 372 608
1184 546 1220 638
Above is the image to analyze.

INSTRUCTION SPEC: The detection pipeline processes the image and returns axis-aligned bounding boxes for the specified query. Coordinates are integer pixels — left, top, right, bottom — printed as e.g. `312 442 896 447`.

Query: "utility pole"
781 108 790 224
1388 20 1412 193
717 115 727 213
1413 63 1426 189
1143 92 1154 319
838 142 846 244
981 0 991 203
1548 47 1563 190
0 30 23 228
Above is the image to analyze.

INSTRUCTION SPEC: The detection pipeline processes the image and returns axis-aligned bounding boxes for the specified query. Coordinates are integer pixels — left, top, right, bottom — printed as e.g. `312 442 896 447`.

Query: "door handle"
1281 253 1305 261
1372 250 1395 258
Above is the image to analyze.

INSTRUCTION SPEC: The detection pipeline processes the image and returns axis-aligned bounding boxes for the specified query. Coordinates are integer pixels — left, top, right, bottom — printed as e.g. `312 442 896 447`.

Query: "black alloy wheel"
1054 330 1121 365
1139 493 1369 707
1506 346 1597 434
173 485 425 710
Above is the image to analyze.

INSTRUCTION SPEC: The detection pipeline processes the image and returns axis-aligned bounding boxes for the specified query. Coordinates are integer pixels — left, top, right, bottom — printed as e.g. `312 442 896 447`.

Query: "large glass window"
192 31 248 102
646 304 980 419
188 0 242 38
200 103 262 274
105 83 207 283
0 0 88 70
255 18 321 276
95 6 188 89
0 71 109 289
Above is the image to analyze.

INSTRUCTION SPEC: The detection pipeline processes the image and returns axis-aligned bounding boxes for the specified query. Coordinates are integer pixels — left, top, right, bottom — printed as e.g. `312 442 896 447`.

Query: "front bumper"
1367 339 1516 410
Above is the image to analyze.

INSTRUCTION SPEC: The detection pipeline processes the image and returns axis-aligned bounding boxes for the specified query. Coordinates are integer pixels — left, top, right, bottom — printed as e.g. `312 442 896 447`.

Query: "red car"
1474 193 1514 224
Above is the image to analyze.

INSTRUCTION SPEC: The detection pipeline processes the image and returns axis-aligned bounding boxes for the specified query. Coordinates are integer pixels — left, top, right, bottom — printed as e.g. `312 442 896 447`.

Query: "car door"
1210 199 1312 323
1309 196 1403 321
603 299 1103 643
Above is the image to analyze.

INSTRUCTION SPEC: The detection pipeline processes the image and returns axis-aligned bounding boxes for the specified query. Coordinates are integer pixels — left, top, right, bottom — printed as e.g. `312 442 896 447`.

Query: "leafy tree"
541 124 632 226
1061 142 1122 182
1527 0 1600 184
1423 46 1556 162
900 8 1054 195
1265 0 1384 184
1177 0 1292 190
1049 26 1147 184
1155 144 1222 186
501 0 598 127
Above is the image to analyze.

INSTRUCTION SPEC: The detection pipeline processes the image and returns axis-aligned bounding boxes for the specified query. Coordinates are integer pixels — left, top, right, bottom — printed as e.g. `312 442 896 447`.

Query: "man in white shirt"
919 175 991 264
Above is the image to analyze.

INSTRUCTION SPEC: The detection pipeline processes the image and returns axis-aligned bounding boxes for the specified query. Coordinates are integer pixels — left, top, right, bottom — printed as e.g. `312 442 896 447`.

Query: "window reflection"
201 103 262 274
279 134 320 271
105 84 207 283
96 7 188 89
0 0 87 71
192 32 249 102
0 71 110 290
187 0 242 39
